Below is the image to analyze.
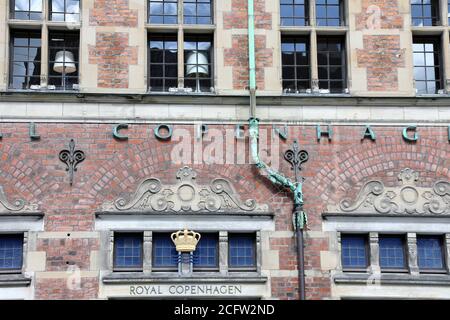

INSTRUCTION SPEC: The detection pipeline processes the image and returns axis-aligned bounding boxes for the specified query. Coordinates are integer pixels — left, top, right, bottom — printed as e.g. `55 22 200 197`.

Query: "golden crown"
171 229 201 252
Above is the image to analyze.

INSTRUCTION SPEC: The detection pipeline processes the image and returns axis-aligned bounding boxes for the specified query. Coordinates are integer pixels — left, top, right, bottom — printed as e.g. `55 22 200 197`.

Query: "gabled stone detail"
0 186 39 213
327 168 450 215
101 167 270 213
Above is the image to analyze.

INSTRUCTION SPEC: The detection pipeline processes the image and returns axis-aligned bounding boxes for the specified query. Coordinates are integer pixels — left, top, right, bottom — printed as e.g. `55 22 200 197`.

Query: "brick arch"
85 138 286 210
0 143 46 205
310 138 450 207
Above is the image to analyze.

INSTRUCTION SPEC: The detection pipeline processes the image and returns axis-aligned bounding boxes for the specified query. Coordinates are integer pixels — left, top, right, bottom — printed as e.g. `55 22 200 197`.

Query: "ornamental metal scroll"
0 186 39 214
59 139 85 186
326 168 450 216
100 166 270 213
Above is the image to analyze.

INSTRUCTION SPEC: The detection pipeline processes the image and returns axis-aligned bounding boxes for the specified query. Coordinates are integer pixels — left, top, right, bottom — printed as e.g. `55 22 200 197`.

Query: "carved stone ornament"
327 168 450 216
101 166 270 213
0 186 39 214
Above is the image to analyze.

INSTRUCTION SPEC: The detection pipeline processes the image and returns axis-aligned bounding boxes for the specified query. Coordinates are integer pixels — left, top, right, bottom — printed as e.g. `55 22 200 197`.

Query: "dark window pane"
316 0 343 26
149 35 178 92
193 233 218 268
114 233 143 269
48 31 80 91
280 0 308 26
317 36 346 92
184 35 213 92
229 234 256 268
411 0 440 26
153 233 178 268
341 234 368 269
149 0 178 24
413 37 441 94
0 234 23 270
9 30 42 90
49 0 80 22
417 235 445 270
379 236 406 269
281 36 310 92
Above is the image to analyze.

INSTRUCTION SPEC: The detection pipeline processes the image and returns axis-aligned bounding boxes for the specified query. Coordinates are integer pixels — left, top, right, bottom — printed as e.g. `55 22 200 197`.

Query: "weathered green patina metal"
249 117 308 230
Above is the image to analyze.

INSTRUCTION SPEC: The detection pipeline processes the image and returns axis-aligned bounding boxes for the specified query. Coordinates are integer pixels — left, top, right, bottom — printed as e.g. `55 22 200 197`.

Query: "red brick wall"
88 32 138 88
356 35 406 91
354 0 405 92
223 0 273 90
0 123 449 299
89 0 138 27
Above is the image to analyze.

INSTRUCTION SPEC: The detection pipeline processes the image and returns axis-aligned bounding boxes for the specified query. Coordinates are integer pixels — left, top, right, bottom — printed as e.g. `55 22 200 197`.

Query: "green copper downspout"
248 0 257 117
247 0 306 298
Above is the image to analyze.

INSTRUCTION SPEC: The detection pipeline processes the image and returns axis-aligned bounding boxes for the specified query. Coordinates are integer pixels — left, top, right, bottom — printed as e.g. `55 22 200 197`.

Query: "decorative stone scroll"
101 167 270 213
327 168 450 216
0 186 39 214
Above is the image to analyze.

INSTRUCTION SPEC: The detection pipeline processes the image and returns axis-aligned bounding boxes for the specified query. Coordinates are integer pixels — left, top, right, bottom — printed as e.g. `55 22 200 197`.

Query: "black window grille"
316 0 344 26
148 34 178 92
184 0 213 24
280 0 308 26
411 0 440 26
184 35 213 93
148 0 178 24
49 0 80 22
10 0 42 20
317 36 346 93
48 31 80 91
413 37 442 94
9 30 41 90
281 36 310 93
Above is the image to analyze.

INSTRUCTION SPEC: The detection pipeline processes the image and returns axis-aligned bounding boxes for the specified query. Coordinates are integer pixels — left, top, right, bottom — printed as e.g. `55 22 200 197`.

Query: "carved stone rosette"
101 166 270 214
327 168 450 216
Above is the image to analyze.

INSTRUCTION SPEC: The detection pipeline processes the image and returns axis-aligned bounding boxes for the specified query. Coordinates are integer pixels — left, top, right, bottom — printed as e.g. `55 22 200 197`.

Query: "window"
341 234 368 270
148 0 178 24
193 233 218 269
411 0 440 26
49 0 80 22
280 0 308 26
10 0 42 20
316 0 344 26
9 31 41 90
113 233 143 271
184 35 213 93
379 235 407 271
148 35 178 92
48 31 80 91
317 36 346 93
281 36 310 93
229 233 256 270
0 234 24 272
184 0 213 25
417 235 446 272
448 0 450 24
413 37 441 94
152 233 178 270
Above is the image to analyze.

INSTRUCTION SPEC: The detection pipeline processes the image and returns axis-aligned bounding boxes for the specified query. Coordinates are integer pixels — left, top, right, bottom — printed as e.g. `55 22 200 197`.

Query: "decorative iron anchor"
59 139 85 186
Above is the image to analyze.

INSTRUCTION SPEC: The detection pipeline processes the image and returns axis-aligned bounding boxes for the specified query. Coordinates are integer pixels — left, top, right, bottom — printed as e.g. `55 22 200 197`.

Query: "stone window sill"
0 274 32 287
334 273 450 286
102 272 266 284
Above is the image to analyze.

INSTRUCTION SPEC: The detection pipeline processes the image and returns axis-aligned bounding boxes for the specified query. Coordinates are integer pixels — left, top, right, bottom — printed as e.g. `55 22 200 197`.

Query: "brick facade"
356 35 406 91
0 123 448 299
88 32 138 88
89 0 138 27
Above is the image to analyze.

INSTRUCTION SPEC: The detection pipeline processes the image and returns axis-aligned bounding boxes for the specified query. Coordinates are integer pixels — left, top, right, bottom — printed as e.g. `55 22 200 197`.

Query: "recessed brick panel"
90 0 138 27
356 0 403 30
356 35 406 91
223 0 272 30
88 32 138 88
224 35 273 90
